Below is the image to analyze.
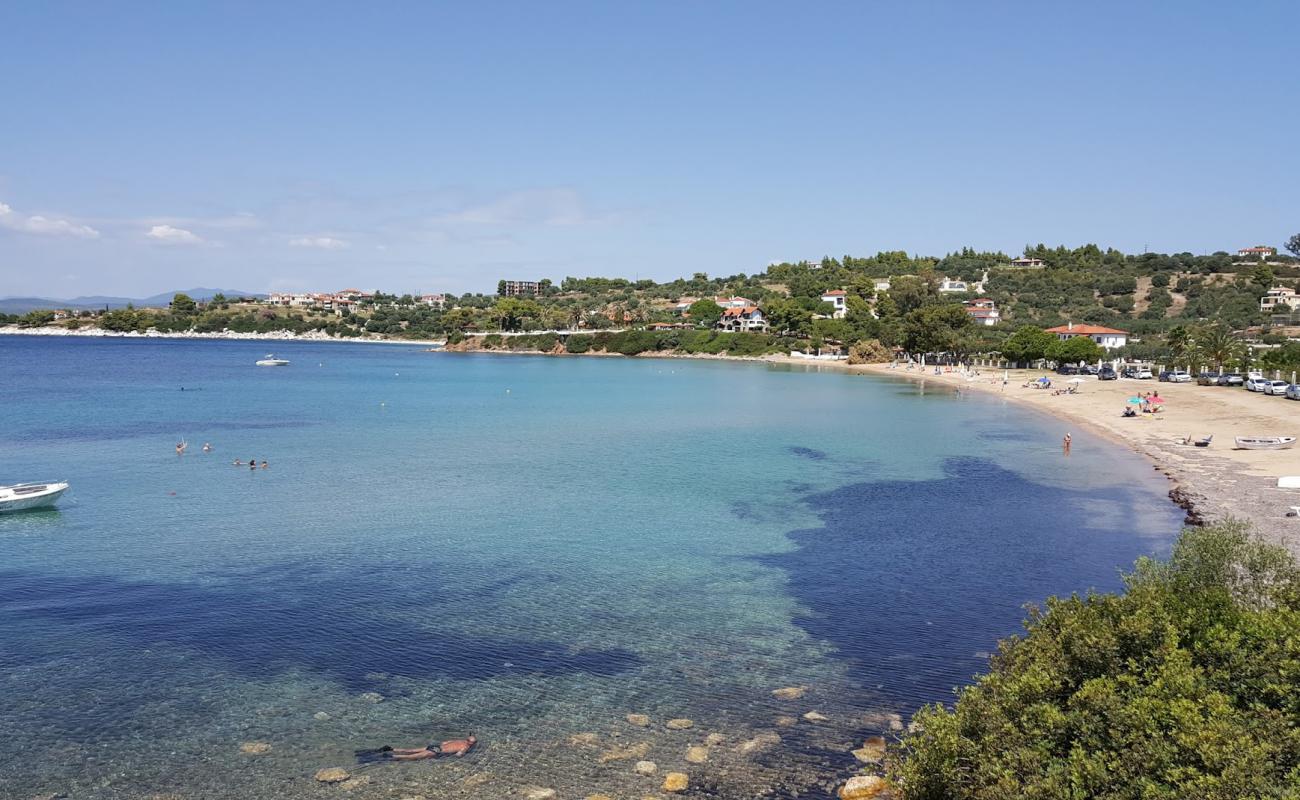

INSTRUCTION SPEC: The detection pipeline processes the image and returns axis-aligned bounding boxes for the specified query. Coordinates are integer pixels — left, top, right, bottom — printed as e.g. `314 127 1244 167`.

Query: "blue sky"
1 1 1295 298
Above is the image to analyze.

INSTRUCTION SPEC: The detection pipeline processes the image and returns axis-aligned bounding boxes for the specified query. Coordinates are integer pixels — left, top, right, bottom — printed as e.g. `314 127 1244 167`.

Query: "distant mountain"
0 288 264 315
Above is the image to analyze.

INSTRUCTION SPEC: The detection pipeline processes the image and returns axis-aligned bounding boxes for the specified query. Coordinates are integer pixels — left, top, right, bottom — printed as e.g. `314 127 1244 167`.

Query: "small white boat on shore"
1234 436 1296 451
0 482 69 513
255 354 290 366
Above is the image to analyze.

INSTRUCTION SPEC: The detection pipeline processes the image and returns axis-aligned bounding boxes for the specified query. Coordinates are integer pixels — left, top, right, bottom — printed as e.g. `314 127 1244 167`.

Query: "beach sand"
787 359 1300 558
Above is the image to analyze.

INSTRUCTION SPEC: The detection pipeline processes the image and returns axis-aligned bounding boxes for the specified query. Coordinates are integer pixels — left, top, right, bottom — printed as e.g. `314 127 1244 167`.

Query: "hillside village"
5 242 1300 372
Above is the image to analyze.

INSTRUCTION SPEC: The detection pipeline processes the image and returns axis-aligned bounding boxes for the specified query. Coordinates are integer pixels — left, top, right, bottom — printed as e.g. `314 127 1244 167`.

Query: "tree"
1250 263 1275 293
211 292 227 305
999 325 1056 363
1286 233 1300 258
1165 325 1192 364
170 293 197 314
17 309 56 327
687 298 723 327
846 339 890 364
492 297 541 331
496 280 507 296
892 522 1300 800
1193 322 1245 369
902 303 971 356
1046 334 1103 364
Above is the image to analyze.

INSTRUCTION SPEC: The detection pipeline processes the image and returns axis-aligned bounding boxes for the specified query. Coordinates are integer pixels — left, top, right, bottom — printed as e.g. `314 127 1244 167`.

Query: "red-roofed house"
717 306 769 333
820 289 847 318
1045 322 1128 349
964 298 1001 327
1238 246 1277 259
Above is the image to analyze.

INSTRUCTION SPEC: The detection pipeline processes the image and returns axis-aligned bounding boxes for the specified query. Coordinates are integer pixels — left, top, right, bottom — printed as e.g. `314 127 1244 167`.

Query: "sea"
0 335 1184 799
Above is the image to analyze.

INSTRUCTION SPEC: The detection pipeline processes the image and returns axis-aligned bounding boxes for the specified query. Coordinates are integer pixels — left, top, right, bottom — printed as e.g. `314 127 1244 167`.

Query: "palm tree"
1166 326 1192 365
1194 323 1245 370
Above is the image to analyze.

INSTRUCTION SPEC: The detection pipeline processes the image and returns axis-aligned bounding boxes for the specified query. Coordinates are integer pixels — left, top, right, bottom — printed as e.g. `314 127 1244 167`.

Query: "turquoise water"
0 336 1183 799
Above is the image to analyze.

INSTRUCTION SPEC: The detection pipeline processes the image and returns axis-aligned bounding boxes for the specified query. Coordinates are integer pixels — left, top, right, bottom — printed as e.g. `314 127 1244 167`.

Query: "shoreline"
0 325 436 346
434 346 1300 557
817 360 1300 557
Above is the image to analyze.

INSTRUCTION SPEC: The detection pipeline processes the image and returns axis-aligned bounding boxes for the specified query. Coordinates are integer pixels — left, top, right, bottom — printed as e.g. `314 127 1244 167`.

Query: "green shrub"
893 521 1300 799
565 334 593 353
482 334 503 348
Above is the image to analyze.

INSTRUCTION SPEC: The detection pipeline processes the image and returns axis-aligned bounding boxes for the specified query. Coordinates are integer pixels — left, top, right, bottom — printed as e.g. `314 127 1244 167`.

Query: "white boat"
0 482 69 513
1233 436 1296 451
255 354 290 366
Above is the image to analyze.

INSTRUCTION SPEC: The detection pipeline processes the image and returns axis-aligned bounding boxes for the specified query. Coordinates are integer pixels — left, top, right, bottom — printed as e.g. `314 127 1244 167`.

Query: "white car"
1134 368 1153 380
1245 376 1271 392
1168 371 1192 383
1263 380 1291 396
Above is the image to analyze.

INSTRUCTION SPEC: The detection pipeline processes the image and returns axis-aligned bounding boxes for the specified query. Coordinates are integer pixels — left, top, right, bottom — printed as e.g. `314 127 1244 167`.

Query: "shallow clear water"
0 336 1183 799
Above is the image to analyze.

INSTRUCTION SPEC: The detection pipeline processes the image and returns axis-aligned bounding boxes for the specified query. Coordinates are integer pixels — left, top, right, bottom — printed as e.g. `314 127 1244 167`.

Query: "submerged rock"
313 711 331 721
738 732 781 754
665 718 694 730
704 732 726 746
685 745 708 764
598 741 651 763
771 685 807 700
851 735 888 765
523 789 557 800
239 741 272 755
585 795 614 800
775 715 798 728
626 713 651 727
568 732 600 747
662 772 689 793
802 711 829 723
839 775 891 799
358 692 384 704
634 760 658 776
314 767 351 783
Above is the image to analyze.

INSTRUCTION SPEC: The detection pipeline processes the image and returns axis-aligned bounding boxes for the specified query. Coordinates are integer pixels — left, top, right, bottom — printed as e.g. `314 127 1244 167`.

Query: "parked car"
1134 368 1153 380
1158 370 1174 382
1082 364 1099 375
1263 380 1291 396
1168 371 1192 383
1098 366 1118 380
1196 372 1221 386
1056 364 1080 375
1245 376 1271 392
1217 373 1244 386
1286 384 1300 400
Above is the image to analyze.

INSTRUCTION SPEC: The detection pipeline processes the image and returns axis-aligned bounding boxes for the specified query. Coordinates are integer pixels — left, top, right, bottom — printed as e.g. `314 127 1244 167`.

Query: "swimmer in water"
202 442 212 453
176 442 187 456
355 736 476 764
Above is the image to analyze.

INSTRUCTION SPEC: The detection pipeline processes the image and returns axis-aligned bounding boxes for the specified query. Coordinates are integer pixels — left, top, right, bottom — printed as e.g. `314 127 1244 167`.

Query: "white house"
1261 286 1300 313
1238 246 1277 259
714 296 754 309
938 278 970 294
420 293 447 308
1008 257 1046 269
717 306 769 333
820 289 847 319
873 278 892 292
1045 322 1129 350
964 298 1000 327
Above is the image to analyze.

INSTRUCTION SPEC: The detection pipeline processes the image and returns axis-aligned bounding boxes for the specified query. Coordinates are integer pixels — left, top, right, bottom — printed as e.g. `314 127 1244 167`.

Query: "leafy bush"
847 339 891 364
894 522 1300 799
565 334 593 353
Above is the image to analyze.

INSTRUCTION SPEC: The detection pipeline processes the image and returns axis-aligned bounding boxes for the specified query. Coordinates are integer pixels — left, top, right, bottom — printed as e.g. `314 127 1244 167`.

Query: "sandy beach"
807 360 1300 558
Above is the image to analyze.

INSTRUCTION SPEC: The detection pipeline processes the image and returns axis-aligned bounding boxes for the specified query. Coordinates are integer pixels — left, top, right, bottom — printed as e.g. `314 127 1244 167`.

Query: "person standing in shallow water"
1063 432 1072 455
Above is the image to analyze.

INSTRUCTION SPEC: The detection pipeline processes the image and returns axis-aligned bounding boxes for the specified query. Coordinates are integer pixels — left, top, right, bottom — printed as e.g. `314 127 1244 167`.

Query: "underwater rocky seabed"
0 337 1184 799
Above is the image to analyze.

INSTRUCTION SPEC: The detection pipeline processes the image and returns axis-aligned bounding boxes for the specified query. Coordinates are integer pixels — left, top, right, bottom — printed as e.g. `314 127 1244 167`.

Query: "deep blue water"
0 335 1183 799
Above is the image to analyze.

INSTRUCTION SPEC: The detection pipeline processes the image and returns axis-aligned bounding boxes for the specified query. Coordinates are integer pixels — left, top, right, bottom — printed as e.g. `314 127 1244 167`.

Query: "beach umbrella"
1067 377 1085 383
1150 396 1165 404
1127 396 1143 404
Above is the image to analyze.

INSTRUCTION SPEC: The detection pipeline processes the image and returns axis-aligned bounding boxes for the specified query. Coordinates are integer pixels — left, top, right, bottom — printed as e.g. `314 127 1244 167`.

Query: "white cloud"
146 224 202 244
289 236 349 249
431 188 599 227
0 201 100 239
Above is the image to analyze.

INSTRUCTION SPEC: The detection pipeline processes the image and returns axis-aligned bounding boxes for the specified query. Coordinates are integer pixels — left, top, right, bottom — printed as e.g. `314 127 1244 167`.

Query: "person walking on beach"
1063 432 1072 455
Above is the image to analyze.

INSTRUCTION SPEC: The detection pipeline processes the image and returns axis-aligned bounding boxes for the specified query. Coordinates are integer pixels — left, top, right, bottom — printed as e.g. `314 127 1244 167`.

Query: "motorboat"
0 482 69 513
1233 436 1296 451
255 354 290 366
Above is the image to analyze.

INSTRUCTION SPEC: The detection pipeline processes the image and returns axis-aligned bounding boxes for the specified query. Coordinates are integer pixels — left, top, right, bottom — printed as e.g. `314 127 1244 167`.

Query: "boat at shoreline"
0 482 69 512
255 354 290 366
1233 436 1296 451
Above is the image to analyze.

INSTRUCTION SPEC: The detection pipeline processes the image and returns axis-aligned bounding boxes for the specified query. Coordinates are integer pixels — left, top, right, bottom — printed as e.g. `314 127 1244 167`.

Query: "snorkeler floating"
355 735 477 764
